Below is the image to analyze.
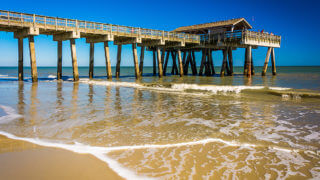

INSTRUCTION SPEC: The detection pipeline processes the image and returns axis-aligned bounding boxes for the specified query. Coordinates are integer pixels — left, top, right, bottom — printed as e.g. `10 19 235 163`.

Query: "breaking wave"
80 79 297 96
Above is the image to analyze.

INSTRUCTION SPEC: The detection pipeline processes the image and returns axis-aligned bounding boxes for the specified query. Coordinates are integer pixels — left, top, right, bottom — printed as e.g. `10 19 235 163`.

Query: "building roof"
173 18 252 33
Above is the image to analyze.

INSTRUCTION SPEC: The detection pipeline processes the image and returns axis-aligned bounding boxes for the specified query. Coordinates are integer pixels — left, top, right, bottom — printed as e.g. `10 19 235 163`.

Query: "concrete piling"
116 45 122 78
132 43 140 79
156 47 163 77
57 41 62 80
89 43 94 79
262 47 272 76
271 48 276 75
18 38 24 81
163 50 169 76
228 47 233 76
28 36 38 82
152 50 156 75
139 46 145 75
247 46 252 77
104 41 112 79
220 49 228 77
70 39 79 81
177 49 184 77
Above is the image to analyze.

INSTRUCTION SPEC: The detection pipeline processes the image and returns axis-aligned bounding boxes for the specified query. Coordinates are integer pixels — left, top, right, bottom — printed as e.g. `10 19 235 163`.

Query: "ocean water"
0 66 320 179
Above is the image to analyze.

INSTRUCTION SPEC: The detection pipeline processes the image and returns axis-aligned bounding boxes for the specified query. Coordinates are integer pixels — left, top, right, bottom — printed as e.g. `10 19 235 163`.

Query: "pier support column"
139 46 145 76
163 50 169 76
199 49 206 76
104 41 112 79
18 38 24 81
262 47 272 76
271 48 276 75
70 39 79 81
205 49 211 76
132 43 140 79
177 49 184 77
251 51 255 75
28 36 38 82
184 51 191 75
171 51 178 75
182 50 187 66
89 43 94 79
152 50 156 75
208 49 215 75
228 47 233 76
246 46 252 78
116 45 122 78
57 41 62 80
220 49 228 77
161 48 165 71
244 48 248 75
191 51 197 75
156 47 163 77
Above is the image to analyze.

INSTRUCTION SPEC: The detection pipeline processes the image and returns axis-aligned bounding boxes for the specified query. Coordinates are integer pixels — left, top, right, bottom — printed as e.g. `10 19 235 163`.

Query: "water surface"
0 66 319 179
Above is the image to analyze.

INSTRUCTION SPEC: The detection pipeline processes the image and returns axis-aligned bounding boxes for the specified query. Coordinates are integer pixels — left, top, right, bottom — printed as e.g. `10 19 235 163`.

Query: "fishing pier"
0 10 281 82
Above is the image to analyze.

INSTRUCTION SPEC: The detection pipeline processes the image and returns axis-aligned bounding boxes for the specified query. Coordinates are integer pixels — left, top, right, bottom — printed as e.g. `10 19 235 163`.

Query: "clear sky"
0 0 319 67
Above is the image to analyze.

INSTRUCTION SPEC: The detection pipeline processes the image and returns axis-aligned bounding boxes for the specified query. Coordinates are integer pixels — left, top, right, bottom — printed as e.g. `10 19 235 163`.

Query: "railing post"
65 19 67 31
7 12 10 25
33 14 36 27
55 17 57 30
138 27 141 38
76 20 78 31
20 13 23 26
110 24 112 34
44 17 47 30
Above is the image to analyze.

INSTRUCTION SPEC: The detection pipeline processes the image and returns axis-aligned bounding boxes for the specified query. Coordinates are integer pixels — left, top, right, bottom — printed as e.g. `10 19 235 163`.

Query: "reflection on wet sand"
104 86 111 116
56 81 63 107
56 81 66 122
70 82 79 119
17 81 24 122
115 87 122 115
30 82 38 126
88 84 94 105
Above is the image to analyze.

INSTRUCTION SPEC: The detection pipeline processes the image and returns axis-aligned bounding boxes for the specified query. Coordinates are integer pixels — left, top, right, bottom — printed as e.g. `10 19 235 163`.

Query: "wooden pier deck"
0 10 281 81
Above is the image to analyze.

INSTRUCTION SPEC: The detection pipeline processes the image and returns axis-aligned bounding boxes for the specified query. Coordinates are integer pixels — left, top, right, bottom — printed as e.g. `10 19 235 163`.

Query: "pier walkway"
0 10 281 82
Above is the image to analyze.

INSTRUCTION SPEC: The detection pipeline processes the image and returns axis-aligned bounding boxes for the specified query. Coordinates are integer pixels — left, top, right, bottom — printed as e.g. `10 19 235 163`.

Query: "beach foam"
48 75 57 78
0 105 22 124
0 74 17 79
171 83 265 94
80 79 293 96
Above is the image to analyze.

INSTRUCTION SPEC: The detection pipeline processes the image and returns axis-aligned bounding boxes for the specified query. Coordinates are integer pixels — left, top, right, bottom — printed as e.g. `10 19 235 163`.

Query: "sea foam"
80 79 291 95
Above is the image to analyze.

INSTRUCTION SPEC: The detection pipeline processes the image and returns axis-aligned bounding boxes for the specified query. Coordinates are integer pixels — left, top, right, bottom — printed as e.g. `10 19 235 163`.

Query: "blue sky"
0 0 319 67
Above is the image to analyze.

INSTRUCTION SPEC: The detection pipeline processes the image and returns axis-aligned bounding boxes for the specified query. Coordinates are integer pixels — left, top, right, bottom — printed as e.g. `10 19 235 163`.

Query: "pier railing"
200 30 281 47
0 10 200 43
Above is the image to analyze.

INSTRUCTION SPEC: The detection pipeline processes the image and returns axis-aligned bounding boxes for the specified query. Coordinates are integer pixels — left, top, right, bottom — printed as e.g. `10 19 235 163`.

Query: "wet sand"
0 135 122 180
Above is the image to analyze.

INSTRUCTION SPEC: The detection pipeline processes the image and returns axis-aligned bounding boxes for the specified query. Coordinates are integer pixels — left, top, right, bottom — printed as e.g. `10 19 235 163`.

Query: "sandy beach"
0 135 122 180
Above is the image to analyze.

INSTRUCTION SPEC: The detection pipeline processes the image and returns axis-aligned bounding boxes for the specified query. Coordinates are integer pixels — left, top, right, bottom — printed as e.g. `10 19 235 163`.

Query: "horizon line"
1 65 320 68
